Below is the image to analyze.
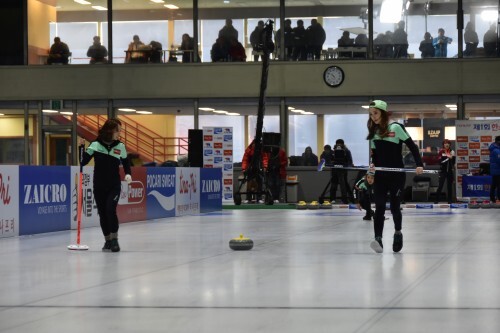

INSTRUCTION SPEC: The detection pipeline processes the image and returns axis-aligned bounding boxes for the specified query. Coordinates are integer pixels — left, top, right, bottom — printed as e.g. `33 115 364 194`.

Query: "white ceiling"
41 0 498 11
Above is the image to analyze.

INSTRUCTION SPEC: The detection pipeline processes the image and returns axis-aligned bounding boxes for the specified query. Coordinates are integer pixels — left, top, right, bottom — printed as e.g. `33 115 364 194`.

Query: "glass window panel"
288 115 317 157
108 21 169 64
248 115 280 144
49 22 98 64
324 114 369 166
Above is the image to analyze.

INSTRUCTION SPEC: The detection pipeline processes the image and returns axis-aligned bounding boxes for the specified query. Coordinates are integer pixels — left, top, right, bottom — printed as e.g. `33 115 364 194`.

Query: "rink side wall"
0 166 222 238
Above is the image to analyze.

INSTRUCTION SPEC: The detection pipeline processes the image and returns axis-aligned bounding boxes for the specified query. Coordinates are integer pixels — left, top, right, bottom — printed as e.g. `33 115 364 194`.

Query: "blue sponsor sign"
200 168 222 213
19 166 71 235
462 175 492 198
450 203 468 209
146 168 176 219
223 134 232 142
416 204 433 209
204 149 213 156
214 128 223 134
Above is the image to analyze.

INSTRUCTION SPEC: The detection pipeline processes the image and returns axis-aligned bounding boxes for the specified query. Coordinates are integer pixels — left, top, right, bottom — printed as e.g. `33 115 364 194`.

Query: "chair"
412 175 431 201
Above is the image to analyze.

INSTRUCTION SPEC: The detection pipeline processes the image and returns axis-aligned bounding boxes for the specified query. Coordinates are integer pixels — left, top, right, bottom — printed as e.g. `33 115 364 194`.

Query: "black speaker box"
262 132 281 147
188 129 203 167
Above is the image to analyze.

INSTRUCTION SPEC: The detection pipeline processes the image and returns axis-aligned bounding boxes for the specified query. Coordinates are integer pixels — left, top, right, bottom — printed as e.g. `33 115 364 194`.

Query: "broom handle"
77 144 84 245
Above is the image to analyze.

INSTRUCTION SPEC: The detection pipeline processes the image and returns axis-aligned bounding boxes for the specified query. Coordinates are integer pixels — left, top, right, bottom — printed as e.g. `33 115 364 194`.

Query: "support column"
457 95 465 120
24 101 30 165
72 100 78 165
37 101 43 165
280 97 288 153
193 99 199 129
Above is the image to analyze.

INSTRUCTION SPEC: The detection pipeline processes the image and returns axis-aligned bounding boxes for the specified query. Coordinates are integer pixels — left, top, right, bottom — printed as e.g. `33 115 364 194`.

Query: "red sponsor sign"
113 148 121 155
214 142 223 148
224 179 233 185
457 163 469 169
457 175 462 183
481 149 490 155
223 150 232 156
457 150 468 156
469 142 480 149
204 135 213 141
480 136 492 142
469 156 480 162
117 167 147 223
203 164 213 168
456 136 468 142
387 132 395 137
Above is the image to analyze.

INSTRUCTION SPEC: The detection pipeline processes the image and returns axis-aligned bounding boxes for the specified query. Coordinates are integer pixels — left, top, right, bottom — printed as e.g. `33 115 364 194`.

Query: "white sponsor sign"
0 166 19 238
175 168 200 216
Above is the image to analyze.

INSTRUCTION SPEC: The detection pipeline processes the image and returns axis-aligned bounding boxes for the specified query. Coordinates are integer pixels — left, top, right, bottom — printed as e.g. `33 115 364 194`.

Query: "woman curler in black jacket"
367 100 424 253
80 118 131 252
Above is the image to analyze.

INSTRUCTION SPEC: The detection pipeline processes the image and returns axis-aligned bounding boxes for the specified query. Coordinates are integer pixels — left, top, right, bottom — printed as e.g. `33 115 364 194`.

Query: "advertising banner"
146 168 176 220
19 166 71 235
175 167 200 216
200 168 223 213
70 166 99 229
203 127 233 201
117 167 148 223
462 175 492 198
0 166 19 238
455 120 500 198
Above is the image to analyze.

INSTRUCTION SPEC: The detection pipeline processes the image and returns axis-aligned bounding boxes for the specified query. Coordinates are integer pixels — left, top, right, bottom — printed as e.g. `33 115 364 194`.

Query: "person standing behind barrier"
489 136 500 202
434 139 456 204
80 119 132 253
419 32 434 58
87 36 108 64
330 139 352 204
180 33 195 63
354 171 375 220
126 35 147 63
263 147 287 203
219 19 239 46
367 100 423 253
276 19 293 60
433 28 452 58
250 20 266 62
301 146 318 166
292 20 307 61
463 22 479 57
306 19 326 60
392 20 408 58
483 24 497 57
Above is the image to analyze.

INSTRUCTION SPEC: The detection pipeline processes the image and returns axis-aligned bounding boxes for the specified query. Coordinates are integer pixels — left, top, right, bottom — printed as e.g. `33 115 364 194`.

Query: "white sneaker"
370 237 383 253
274 200 280 204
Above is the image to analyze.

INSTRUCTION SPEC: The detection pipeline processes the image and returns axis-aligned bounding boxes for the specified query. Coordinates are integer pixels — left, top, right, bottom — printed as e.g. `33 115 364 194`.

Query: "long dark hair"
366 111 390 140
98 118 122 142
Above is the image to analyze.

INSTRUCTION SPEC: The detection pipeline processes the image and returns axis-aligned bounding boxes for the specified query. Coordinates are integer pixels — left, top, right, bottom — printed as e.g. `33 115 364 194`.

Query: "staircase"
51 114 188 164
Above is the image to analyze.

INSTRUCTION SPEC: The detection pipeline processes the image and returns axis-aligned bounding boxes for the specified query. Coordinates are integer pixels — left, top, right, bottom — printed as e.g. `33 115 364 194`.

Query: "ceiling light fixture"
74 0 91 5
445 104 456 108
481 9 498 22
223 0 230 4
42 109 59 113
118 108 136 112
60 111 74 115
164 4 179 9
213 110 228 114
136 111 153 114
226 112 240 116
199 107 215 111
380 0 403 23
91 6 107 10
150 0 165 3
0 113 4 116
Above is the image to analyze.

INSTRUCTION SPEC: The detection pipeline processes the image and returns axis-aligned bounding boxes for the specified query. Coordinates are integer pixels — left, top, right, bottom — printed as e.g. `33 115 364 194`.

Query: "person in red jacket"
263 147 287 203
241 140 259 203
435 139 456 204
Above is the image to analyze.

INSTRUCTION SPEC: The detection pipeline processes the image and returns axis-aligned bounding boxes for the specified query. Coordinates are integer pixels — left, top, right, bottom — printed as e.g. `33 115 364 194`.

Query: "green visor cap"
366 170 375 176
369 100 387 112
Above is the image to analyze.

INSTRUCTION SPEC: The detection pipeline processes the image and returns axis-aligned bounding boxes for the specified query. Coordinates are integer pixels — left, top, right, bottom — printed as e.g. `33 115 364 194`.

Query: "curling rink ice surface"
1 207 500 333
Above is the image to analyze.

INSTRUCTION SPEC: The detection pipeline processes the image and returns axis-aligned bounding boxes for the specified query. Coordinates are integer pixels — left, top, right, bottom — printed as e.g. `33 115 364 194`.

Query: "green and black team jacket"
353 178 374 202
370 122 423 168
81 139 131 187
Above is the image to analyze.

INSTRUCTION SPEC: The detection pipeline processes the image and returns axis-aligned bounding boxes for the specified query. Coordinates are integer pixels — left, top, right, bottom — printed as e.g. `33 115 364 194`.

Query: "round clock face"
323 66 344 87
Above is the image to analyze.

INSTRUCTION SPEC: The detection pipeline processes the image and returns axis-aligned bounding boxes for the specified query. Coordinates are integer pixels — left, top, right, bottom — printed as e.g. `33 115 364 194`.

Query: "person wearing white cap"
367 100 424 253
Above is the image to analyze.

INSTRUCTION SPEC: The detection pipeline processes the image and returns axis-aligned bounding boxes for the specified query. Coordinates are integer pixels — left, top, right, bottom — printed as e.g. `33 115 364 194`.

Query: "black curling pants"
436 171 454 203
94 184 121 236
373 172 406 238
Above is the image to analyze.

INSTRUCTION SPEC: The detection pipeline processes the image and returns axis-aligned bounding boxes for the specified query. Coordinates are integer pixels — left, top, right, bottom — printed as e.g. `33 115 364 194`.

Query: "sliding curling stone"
229 234 254 251
320 200 333 209
296 201 308 210
307 201 320 209
469 201 480 209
